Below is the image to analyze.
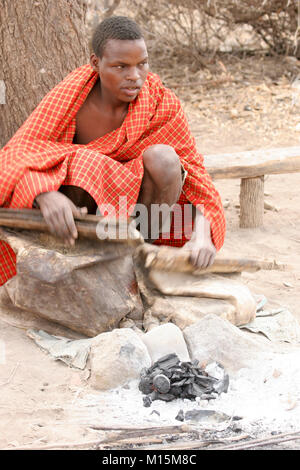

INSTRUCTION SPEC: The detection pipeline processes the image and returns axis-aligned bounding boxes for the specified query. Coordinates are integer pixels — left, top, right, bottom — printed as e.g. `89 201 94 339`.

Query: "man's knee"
142 144 181 185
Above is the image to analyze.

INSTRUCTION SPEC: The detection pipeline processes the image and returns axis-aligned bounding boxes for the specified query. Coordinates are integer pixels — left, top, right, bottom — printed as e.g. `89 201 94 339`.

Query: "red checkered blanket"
0 65 225 285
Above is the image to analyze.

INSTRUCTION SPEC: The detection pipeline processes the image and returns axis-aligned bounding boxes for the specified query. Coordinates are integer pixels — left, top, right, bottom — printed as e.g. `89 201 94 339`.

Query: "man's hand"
182 235 216 269
35 191 87 246
181 206 216 269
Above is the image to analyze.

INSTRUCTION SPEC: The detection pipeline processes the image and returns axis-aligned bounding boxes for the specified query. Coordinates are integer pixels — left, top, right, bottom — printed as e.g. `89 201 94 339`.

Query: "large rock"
183 314 275 372
90 328 151 390
0 228 143 337
141 322 190 363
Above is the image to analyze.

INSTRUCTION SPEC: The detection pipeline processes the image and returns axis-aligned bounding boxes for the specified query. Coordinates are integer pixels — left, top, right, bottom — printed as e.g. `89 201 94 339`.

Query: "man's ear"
90 53 100 72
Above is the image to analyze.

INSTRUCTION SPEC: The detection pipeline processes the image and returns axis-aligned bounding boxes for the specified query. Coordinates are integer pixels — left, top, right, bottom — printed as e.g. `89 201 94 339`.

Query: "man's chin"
120 89 140 101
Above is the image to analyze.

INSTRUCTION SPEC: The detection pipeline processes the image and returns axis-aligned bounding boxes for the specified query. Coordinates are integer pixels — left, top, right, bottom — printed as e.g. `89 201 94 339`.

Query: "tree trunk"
0 0 89 147
239 176 264 228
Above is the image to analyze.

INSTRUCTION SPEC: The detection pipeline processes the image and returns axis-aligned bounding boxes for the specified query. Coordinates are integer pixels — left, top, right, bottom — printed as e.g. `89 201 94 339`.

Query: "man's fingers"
198 250 207 268
63 206 78 241
192 248 216 269
50 210 71 241
69 200 88 218
208 250 216 267
189 249 198 267
42 207 76 244
42 208 62 238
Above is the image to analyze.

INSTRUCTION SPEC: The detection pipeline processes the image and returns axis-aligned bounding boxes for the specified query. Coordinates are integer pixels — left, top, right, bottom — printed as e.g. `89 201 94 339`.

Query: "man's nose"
126 66 140 81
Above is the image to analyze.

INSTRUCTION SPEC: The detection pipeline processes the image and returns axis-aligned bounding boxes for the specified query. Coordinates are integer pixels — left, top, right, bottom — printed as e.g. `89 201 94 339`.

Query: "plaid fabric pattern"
0 64 225 285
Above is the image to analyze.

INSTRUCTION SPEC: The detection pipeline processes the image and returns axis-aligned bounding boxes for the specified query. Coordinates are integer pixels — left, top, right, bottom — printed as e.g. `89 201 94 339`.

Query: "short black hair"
92 16 144 58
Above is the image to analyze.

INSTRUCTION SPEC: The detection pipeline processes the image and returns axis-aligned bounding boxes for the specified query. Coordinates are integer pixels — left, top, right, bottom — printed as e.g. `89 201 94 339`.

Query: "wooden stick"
98 436 165 449
0 208 142 244
134 433 250 451
212 430 300 450
136 244 290 274
89 424 191 434
2 424 192 451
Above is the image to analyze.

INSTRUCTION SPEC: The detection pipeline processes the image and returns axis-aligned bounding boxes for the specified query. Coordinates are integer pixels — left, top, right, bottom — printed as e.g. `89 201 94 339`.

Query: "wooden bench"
204 146 300 228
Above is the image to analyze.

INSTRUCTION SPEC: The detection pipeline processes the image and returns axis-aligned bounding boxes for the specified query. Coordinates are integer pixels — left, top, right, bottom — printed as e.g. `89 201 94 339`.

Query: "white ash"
73 349 300 436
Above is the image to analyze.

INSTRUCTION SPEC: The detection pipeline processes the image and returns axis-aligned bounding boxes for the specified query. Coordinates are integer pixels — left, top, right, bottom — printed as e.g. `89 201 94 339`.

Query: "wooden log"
239 176 264 228
204 146 300 180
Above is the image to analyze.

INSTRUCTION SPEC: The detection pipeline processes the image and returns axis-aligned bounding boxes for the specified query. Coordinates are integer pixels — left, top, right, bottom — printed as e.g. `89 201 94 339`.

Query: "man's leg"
136 144 182 241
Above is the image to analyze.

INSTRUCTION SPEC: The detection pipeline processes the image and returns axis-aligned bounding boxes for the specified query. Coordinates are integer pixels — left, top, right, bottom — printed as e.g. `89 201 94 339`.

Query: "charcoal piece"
195 374 217 382
156 393 176 402
180 362 189 371
149 367 163 378
189 383 206 397
195 377 217 388
192 359 199 367
180 389 191 399
171 367 184 373
143 395 152 407
184 383 198 397
171 378 187 387
153 374 171 394
175 409 184 422
139 376 153 395
150 390 158 401
156 353 180 370
156 353 179 363
161 369 172 378
169 386 182 396
170 373 182 380
140 367 149 378
182 377 195 384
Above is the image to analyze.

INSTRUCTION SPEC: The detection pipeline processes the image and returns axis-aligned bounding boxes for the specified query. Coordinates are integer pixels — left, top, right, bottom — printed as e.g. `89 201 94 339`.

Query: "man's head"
90 16 149 104
92 16 143 59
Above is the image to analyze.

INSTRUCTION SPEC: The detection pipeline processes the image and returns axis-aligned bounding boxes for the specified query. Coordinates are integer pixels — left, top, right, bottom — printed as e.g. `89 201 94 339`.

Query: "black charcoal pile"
139 353 229 407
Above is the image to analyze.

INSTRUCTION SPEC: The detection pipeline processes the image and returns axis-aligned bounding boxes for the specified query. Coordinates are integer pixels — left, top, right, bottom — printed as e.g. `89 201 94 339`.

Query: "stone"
89 328 151 390
0 228 144 337
183 314 274 372
148 271 256 326
141 323 190 363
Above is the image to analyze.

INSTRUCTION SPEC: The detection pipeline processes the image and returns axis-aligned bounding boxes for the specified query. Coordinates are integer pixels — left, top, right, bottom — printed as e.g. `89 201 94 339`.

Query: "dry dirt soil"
0 55 300 450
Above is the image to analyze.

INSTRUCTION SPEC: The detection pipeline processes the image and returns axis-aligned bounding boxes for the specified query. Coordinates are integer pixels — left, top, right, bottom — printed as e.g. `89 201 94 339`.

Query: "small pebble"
143 396 152 407
175 409 184 422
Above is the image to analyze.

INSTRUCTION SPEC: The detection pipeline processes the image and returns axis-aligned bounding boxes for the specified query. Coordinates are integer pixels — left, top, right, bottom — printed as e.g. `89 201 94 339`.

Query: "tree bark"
239 176 264 228
0 0 89 147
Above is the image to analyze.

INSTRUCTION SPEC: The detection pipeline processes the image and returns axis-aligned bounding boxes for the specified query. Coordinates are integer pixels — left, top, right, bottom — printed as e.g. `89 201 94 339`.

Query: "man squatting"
0 16 226 286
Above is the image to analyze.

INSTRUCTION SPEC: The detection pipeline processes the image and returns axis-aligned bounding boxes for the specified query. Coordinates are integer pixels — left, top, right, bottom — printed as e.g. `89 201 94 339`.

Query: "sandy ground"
0 55 300 450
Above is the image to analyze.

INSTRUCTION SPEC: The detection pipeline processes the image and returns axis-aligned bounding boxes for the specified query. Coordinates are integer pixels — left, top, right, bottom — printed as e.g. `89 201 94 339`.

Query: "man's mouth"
121 87 140 96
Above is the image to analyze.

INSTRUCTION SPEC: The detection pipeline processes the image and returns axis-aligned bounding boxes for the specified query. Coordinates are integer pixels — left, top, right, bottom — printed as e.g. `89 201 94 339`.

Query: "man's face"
91 38 149 103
